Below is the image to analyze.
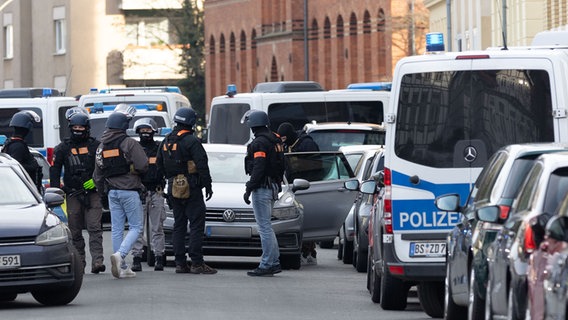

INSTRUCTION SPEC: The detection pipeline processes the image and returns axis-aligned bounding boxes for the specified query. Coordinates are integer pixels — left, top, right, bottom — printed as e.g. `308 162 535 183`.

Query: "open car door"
285 151 356 242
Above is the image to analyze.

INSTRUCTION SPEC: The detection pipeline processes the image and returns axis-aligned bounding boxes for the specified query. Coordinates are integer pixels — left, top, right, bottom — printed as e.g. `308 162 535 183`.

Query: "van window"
89 115 167 140
309 130 385 151
285 152 355 182
208 103 251 144
267 100 383 132
394 69 554 168
0 107 43 147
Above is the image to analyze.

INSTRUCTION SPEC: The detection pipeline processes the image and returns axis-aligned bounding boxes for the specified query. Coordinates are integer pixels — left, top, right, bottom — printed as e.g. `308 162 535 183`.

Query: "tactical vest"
162 130 192 178
62 140 94 189
96 135 130 178
141 141 162 188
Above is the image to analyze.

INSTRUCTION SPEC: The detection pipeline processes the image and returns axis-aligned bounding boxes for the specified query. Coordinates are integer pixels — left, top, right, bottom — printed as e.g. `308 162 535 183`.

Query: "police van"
78 86 190 138
207 82 390 144
0 88 78 164
376 32 568 316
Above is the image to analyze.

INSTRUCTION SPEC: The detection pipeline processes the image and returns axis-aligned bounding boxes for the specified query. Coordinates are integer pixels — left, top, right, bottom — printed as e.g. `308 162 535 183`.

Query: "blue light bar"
0 134 6 145
226 84 237 97
426 32 445 52
42 88 53 97
347 82 392 91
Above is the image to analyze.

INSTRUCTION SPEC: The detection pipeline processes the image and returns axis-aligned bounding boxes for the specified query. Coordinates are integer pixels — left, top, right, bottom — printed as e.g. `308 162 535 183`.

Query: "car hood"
208 182 251 209
0 204 47 238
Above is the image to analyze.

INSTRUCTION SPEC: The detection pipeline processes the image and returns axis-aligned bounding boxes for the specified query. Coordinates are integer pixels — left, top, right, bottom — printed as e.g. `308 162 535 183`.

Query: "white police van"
207 81 390 144
376 32 568 317
78 86 190 139
0 88 78 164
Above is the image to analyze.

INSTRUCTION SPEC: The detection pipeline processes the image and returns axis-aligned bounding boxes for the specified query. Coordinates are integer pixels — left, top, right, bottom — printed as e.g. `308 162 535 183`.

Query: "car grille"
0 236 36 246
0 267 61 282
203 237 261 247
206 209 256 223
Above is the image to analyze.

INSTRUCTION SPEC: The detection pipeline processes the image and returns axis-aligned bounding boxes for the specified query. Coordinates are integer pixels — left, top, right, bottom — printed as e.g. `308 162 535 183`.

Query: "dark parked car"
481 151 568 320
434 143 568 319
0 153 82 305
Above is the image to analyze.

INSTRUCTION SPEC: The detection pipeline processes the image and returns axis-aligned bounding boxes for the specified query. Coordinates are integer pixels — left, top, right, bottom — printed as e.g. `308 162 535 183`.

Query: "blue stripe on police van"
391 171 471 231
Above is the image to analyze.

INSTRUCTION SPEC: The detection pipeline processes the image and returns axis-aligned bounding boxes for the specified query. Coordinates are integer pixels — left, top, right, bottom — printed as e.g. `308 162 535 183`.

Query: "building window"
53 6 66 54
125 17 172 46
3 13 13 59
4 24 13 59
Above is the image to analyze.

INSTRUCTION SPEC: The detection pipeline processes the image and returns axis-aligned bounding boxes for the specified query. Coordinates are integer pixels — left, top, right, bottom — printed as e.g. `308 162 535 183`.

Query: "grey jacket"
93 129 148 193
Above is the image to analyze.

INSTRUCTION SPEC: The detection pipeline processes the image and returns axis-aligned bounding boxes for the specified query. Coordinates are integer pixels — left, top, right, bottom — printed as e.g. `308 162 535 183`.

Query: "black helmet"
114 103 136 120
241 110 269 128
68 113 90 128
106 112 130 130
133 117 158 133
546 215 568 242
10 110 41 130
173 107 197 127
65 106 89 121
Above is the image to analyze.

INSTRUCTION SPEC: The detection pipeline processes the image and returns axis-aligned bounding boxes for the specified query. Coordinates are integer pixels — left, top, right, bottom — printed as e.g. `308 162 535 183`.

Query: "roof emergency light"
226 84 237 97
425 32 445 53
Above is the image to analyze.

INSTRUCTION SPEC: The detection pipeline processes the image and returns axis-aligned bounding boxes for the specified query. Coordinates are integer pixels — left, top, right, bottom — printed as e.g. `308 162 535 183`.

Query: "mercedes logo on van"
223 209 236 222
464 146 478 163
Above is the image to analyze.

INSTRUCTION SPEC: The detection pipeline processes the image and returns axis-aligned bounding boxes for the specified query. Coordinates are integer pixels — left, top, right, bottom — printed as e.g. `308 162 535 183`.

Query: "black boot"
154 255 164 271
132 256 142 272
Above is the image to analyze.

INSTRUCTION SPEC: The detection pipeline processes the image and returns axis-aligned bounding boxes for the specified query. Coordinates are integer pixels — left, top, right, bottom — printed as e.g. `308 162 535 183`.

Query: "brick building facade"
203 0 429 113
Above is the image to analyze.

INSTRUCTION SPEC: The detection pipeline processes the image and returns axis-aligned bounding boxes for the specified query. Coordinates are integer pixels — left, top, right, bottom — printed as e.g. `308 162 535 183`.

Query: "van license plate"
409 242 446 257
0 255 21 268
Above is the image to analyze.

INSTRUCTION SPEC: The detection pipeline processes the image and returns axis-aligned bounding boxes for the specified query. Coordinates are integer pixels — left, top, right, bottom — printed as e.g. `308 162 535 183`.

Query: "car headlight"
272 192 300 220
36 223 69 246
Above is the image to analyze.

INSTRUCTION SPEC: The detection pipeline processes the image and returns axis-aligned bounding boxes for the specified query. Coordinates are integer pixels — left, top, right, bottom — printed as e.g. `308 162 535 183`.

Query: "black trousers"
170 187 206 266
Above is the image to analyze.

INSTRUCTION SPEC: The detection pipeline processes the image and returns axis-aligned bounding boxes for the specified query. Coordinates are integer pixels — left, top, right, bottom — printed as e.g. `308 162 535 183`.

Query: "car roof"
304 122 385 132
339 144 384 154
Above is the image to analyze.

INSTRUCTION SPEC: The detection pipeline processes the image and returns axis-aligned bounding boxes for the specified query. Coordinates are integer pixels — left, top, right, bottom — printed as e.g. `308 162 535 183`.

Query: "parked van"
78 86 190 138
374 33 568 317
207 82 390 144
0 88 78 163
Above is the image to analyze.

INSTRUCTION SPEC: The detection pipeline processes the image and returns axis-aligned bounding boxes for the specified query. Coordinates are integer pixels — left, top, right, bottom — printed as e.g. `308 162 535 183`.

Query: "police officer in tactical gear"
130 118 167 272
50 112 105 274
93 111 148 279
242 110 283 276
156 107 216 274
2 110 43 193
277 122 320 265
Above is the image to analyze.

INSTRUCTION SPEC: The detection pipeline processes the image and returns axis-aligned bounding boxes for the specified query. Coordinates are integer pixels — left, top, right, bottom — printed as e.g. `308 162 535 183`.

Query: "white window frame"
3 13 13 59
53 7 66 54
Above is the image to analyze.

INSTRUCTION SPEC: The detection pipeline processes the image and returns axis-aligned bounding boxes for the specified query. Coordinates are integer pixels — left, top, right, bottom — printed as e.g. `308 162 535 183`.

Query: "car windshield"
0 166 38 205
89 115 168 140
286 152 355 182
309 130 385 151
208 151 249 183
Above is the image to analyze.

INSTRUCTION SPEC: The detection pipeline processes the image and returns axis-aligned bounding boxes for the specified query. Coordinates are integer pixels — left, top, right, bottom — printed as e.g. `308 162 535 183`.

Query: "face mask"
71 129 87 141
139 132 154 142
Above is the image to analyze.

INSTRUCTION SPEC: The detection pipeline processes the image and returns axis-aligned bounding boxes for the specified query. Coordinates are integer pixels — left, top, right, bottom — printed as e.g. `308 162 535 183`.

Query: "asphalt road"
1 231 432 320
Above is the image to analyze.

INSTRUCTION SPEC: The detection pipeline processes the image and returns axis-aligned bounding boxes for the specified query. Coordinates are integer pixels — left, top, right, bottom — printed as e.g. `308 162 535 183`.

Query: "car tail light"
498 205 511 220
524 222 537 254
383 167 393 234
389 265 404 275
47 147 54 165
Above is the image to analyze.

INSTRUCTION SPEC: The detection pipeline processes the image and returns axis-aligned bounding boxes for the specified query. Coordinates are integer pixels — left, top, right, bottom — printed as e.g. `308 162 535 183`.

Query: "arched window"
219 33 226 89
229 32 236 84
377 9 386 78
323 17 331 90
336 15 345 88
251 29 258 88
310 18 319 82
363 10 372 81
240 30 247 90
270 56 278 82
349 12 358 82
209 35 217 99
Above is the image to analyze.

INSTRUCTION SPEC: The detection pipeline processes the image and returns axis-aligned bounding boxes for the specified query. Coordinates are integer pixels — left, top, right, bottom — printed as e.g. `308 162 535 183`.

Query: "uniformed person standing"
2 110 43 193
50 111 105 274
156 107 216 274
93 110 148 279
242 110 283 276
130 118 167 272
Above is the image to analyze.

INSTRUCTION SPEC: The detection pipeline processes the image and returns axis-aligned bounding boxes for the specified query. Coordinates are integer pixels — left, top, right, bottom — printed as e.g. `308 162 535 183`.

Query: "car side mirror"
344 179 359 191
435 193 461 212
44 193 65 208
45 187 64 197
292 178 310 192
476 205 500 223
360 180 377 194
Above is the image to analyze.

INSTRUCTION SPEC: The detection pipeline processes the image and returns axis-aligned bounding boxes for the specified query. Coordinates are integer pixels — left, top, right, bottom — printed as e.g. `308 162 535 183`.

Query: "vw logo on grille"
464 146 478 163
222 209 236 222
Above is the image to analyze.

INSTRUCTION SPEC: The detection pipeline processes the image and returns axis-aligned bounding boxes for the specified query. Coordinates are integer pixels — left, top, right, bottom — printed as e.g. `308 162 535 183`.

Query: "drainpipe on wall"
446 0 452 51
304 0 309 80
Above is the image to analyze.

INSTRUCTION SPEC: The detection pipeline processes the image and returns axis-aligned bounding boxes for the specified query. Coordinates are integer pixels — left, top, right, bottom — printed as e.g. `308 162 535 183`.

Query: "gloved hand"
205 185 213 201
83 178 95 190
101 195 109 211
243 189 251 205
